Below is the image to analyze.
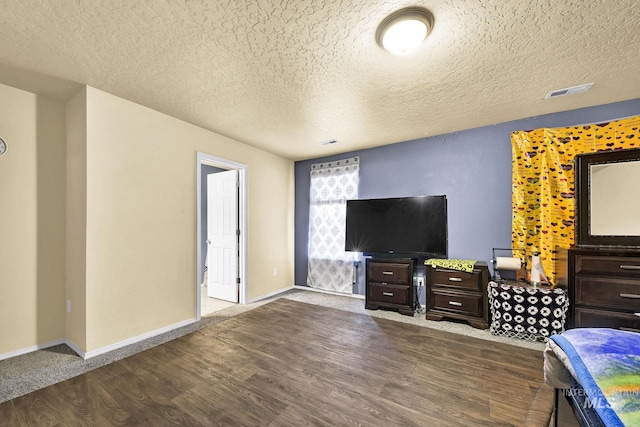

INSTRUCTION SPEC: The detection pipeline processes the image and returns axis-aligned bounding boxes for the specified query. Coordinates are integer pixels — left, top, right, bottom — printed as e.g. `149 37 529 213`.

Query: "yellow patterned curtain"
511 115 640 285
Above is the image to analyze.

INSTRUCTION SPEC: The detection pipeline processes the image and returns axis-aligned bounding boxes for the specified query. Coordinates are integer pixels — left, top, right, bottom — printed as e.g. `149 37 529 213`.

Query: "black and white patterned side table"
488 280 569 342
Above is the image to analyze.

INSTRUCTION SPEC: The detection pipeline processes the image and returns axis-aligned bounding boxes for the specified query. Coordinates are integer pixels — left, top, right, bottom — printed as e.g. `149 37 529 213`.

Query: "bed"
544 328 640 426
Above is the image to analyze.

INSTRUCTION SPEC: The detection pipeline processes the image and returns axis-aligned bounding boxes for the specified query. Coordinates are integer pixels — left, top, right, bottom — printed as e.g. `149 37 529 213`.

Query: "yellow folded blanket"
424 258 476 273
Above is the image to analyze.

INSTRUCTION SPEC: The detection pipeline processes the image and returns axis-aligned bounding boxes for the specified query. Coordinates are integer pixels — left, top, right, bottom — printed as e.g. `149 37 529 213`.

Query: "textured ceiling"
1 0 639 160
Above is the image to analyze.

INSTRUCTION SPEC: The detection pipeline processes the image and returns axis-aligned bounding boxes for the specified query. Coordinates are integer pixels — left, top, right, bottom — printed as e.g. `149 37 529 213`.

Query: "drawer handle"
448 277 463 282
382 292 394 297
620 265 640 270
620 327 640 333
448 301 463 306
620 293 640 299
382 271 394 275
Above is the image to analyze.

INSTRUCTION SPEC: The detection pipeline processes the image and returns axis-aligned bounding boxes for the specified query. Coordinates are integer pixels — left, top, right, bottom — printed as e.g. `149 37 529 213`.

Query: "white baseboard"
293 285 365 299
0 339 66 362
81 317 198 360
2 318 200 361
245 285 295 304
64 339 85 359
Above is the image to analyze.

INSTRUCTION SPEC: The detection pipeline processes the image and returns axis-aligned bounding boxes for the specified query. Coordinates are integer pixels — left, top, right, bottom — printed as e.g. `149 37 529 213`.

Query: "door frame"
196 152 248 320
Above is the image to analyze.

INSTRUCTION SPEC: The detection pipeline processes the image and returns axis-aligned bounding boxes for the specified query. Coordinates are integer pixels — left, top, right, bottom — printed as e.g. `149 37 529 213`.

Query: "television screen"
345 195 447 258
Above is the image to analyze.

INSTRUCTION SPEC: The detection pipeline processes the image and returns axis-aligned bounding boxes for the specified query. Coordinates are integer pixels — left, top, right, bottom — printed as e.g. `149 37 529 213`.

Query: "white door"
206 169 239 302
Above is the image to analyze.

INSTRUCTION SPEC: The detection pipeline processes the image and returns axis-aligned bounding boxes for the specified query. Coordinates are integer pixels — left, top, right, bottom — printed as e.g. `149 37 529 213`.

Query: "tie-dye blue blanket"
551 328 640 426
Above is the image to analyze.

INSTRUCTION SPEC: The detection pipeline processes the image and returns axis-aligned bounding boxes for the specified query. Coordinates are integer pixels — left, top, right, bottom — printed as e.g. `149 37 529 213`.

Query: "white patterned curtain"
307 157 359 293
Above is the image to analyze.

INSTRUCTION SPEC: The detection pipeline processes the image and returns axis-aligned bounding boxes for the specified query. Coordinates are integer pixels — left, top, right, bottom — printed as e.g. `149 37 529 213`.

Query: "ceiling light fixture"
376 7 434 55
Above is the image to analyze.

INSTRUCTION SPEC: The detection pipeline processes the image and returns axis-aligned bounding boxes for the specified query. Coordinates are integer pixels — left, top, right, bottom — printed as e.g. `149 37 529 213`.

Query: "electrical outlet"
66 299 71 313
273 268 277 277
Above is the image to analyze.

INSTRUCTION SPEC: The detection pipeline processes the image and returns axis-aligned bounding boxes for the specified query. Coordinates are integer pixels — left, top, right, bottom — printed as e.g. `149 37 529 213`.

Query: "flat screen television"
345 195 447 258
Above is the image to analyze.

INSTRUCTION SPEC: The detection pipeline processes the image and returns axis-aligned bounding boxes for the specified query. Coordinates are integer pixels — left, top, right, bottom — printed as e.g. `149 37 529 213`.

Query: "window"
307 157 359 293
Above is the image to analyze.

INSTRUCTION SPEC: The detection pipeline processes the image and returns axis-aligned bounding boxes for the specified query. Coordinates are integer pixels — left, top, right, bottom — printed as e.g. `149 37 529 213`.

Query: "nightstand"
365 258 415 316
425 261 489 329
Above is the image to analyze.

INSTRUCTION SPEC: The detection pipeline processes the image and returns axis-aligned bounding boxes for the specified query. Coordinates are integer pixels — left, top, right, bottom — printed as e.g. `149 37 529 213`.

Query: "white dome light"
376 8 434 56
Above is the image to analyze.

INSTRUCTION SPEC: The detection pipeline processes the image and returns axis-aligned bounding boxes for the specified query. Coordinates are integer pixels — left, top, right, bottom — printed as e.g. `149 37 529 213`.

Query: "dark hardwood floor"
0 298 553 426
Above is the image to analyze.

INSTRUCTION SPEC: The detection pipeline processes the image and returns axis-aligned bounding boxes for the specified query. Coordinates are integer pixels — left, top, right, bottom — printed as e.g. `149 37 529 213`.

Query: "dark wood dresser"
365 258 414 316
425 262 489 329
569 247 640 330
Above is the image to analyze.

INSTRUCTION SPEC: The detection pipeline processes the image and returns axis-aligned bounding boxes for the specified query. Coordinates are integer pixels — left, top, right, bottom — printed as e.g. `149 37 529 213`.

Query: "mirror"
576 148 640 246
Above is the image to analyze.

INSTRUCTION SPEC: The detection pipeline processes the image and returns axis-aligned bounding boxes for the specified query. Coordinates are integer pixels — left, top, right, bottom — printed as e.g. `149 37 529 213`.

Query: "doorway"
196 152 248 320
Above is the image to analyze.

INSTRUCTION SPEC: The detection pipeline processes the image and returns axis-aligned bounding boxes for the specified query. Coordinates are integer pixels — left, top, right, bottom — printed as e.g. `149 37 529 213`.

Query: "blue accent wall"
295 99 640 297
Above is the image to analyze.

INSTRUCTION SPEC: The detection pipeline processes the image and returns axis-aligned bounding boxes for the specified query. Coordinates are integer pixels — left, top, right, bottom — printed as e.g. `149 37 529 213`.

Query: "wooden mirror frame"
575 148 640 247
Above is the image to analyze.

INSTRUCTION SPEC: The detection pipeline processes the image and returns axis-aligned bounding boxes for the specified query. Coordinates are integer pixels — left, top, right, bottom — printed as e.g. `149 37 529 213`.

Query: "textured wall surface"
0 1 639 159
0 83 67 355
294 98 640 298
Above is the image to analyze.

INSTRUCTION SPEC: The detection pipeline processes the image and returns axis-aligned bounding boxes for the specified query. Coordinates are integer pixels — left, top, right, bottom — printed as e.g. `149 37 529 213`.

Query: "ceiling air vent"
320 139 339 146
545 83 593 99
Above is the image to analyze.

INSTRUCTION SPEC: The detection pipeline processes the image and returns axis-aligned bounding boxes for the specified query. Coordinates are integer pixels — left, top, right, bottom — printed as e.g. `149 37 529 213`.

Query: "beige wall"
1 82 294 357
0 83 67 355
245 158 295 298
65 88 88 350
82 87 294 353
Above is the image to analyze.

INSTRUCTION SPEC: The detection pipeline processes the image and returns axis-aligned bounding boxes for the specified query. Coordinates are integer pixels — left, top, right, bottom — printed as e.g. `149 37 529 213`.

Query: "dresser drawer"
430 289 483 317
368 283 410 305
575 255 640 277
432 268 483 291
368 262 410 284
575 307 640 332
576 276 640 311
